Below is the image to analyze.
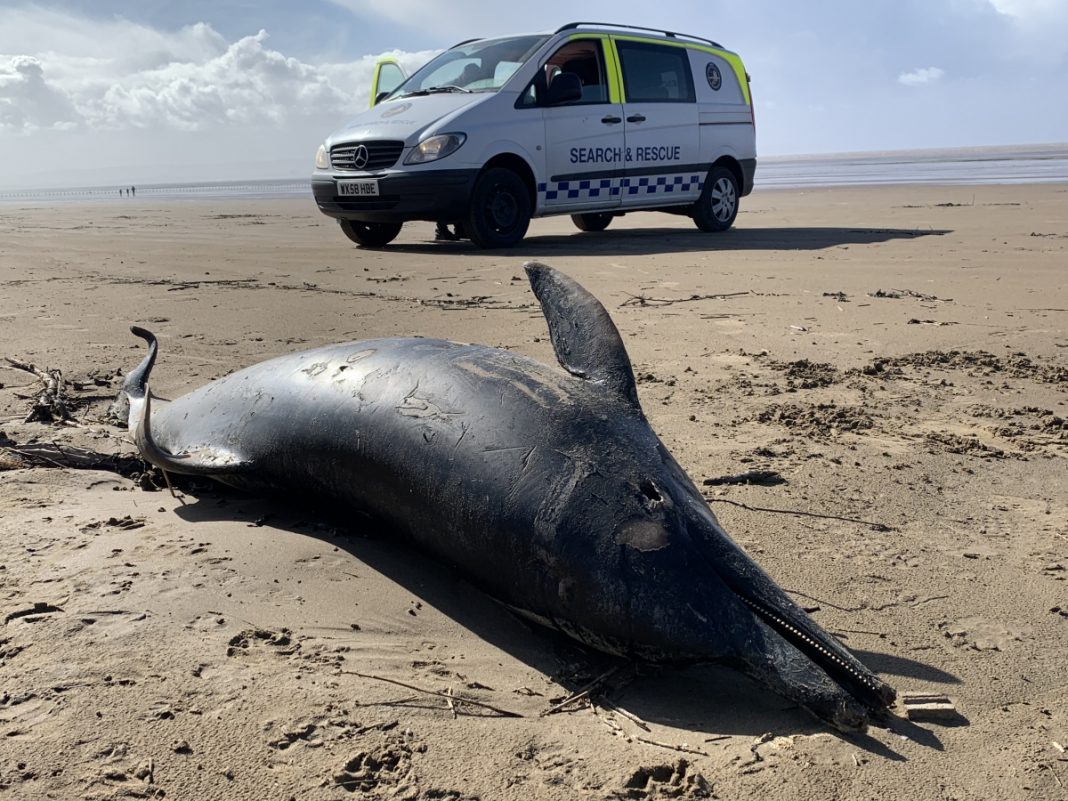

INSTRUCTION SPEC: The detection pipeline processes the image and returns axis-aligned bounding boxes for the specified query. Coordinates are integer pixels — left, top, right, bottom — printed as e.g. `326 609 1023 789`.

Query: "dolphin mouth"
735 589 896 713
683 500 896 730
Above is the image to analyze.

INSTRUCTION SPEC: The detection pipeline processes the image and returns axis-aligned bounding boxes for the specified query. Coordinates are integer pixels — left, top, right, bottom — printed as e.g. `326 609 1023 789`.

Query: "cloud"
983 0 1068 62
988 0 1062 18
898 67 946 86
93 30 350 131
0 7 435 135
0 55 79 132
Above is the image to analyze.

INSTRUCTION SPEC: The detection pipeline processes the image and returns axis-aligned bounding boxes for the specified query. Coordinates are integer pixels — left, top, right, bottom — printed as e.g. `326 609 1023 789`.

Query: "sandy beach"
1 184 1066 800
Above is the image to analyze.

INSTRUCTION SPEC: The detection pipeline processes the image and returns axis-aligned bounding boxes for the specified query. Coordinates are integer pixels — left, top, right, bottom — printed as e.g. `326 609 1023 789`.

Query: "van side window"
616 41 695 103
519 39 608 107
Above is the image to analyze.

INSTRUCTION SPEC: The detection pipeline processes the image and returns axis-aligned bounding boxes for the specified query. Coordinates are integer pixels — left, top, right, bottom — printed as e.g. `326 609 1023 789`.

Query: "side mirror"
545 72 582 105
374 90 391 106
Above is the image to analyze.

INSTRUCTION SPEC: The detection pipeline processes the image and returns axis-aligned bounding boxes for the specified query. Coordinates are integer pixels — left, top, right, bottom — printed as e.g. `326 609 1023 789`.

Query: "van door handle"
626 114 646 123
601 115 622 125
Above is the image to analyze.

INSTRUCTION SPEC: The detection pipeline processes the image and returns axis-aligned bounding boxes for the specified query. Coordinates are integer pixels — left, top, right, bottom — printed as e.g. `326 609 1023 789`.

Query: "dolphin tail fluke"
125 326 251 477
123 326 158 403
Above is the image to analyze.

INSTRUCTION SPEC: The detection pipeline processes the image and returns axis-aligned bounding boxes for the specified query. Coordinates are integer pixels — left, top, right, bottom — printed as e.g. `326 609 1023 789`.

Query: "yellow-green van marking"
608 34 751 106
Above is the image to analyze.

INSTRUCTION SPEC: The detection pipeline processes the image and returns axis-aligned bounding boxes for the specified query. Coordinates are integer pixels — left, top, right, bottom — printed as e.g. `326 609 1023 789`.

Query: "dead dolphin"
123 262 895 731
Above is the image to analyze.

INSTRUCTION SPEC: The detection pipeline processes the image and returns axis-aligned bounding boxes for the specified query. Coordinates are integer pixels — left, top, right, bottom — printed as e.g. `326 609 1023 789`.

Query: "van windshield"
392 35 548 98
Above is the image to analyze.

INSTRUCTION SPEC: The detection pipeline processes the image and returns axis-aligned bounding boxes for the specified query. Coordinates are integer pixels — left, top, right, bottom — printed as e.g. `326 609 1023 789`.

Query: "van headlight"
315 144 329 170
404 133 466 165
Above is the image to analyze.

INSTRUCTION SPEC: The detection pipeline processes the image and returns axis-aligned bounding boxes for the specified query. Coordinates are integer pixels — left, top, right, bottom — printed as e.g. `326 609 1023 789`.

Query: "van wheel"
692 166 739 232
466 168 531 248
571 213 613 232
339 219 402 248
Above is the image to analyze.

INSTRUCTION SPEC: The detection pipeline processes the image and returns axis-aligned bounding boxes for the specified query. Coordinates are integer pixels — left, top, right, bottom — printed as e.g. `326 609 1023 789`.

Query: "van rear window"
616 41 696 104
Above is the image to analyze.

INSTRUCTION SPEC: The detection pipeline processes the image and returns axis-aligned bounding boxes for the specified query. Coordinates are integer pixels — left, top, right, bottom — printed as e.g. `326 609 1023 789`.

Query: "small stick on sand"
1040 763 1062 788
541 689 590 716
343 671 523 718
635 737 710 757
350 719 399 736
540 665 622 717
159 467 184 503
598 700 650 732
705 496 894 532
591 706 624 734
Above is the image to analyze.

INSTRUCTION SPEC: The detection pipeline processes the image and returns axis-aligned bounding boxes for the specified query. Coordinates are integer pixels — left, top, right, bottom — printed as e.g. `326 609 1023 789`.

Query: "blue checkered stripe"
537 174 704 202
621 174 705 197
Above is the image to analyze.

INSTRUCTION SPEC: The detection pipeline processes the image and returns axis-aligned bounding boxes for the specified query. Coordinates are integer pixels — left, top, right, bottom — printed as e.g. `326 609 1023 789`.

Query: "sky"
1 0 1066 188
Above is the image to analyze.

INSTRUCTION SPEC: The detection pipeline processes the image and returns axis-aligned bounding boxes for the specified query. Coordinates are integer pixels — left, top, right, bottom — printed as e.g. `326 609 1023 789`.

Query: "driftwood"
620 290 750 308
342 671 523 718
103 275 533 311
0 441 168 491
3 357 74 423
868 288 953 302
2 442 144 476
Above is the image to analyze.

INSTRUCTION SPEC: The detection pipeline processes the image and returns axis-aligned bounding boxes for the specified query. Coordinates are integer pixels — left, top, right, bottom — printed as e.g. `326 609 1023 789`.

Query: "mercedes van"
312 22 755 248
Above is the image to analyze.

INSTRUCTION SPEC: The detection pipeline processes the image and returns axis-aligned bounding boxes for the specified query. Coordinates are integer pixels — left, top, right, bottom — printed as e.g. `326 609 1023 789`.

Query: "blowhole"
639 480 662 503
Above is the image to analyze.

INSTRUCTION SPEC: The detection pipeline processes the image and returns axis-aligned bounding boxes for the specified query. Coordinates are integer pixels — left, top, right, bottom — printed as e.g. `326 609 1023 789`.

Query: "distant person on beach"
131 186 136 197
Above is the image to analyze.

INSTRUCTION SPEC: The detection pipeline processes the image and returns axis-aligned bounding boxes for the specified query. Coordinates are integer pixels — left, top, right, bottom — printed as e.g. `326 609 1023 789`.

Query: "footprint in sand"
939 616 1033 651
620 758 713 799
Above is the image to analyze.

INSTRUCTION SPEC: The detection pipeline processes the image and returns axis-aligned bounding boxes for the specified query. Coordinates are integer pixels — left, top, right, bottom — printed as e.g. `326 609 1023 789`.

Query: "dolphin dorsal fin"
524 262 640 410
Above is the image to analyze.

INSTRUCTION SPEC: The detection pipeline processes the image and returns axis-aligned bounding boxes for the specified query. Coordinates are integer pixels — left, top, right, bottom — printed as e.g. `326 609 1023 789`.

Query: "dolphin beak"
684 498 896 731
733 608 881 732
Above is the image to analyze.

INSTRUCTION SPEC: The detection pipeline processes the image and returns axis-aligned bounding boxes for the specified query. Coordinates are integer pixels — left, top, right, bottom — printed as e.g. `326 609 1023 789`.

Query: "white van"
312 22 755 248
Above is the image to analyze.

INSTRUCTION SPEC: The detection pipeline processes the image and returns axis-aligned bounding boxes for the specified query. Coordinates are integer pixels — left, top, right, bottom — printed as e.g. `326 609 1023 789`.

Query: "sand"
1 184 1066 800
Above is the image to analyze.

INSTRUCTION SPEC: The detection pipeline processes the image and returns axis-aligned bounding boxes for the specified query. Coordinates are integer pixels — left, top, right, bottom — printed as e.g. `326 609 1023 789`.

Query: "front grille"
330 141 404 171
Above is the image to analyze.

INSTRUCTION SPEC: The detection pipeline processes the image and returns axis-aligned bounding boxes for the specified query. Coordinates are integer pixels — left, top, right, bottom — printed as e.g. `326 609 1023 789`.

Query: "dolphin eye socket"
639 480 662 503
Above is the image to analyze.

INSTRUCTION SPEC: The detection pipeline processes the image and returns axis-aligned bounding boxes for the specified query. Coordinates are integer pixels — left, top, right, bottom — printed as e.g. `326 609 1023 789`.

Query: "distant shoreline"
2 143 1067 200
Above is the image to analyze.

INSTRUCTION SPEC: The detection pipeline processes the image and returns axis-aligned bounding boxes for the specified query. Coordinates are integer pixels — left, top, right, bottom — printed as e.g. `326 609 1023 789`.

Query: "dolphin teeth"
738 595 883 696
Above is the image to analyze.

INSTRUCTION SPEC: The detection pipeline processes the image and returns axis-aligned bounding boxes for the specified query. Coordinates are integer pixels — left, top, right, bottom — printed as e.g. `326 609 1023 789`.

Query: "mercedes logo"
352 144 370 170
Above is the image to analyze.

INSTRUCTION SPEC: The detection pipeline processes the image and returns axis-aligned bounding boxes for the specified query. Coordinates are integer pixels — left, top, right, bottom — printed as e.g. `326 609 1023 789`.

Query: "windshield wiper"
396 85 473 99
397 85 472 100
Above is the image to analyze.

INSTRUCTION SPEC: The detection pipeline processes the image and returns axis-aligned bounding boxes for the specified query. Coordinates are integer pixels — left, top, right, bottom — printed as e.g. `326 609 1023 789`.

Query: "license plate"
337 179 379 197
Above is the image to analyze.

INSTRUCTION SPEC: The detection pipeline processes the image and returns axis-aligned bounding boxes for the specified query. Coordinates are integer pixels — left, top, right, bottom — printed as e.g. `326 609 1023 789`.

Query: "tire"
465 168 531 248
692 166 740 232
338 219 402 248
571 212 613 232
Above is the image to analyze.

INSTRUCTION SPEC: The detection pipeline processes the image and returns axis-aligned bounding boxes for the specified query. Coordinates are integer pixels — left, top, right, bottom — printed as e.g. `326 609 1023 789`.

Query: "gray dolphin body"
125 262 895 731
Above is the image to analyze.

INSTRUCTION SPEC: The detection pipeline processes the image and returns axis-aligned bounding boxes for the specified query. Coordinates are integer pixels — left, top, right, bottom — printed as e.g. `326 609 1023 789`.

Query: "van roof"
554 21 723 50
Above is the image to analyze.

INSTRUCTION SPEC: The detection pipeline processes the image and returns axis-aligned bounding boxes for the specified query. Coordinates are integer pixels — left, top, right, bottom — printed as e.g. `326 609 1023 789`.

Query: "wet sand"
1 184 1066 799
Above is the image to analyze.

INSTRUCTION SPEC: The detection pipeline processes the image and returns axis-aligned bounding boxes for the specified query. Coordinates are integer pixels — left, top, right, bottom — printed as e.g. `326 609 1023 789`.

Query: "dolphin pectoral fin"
524 261 641 410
